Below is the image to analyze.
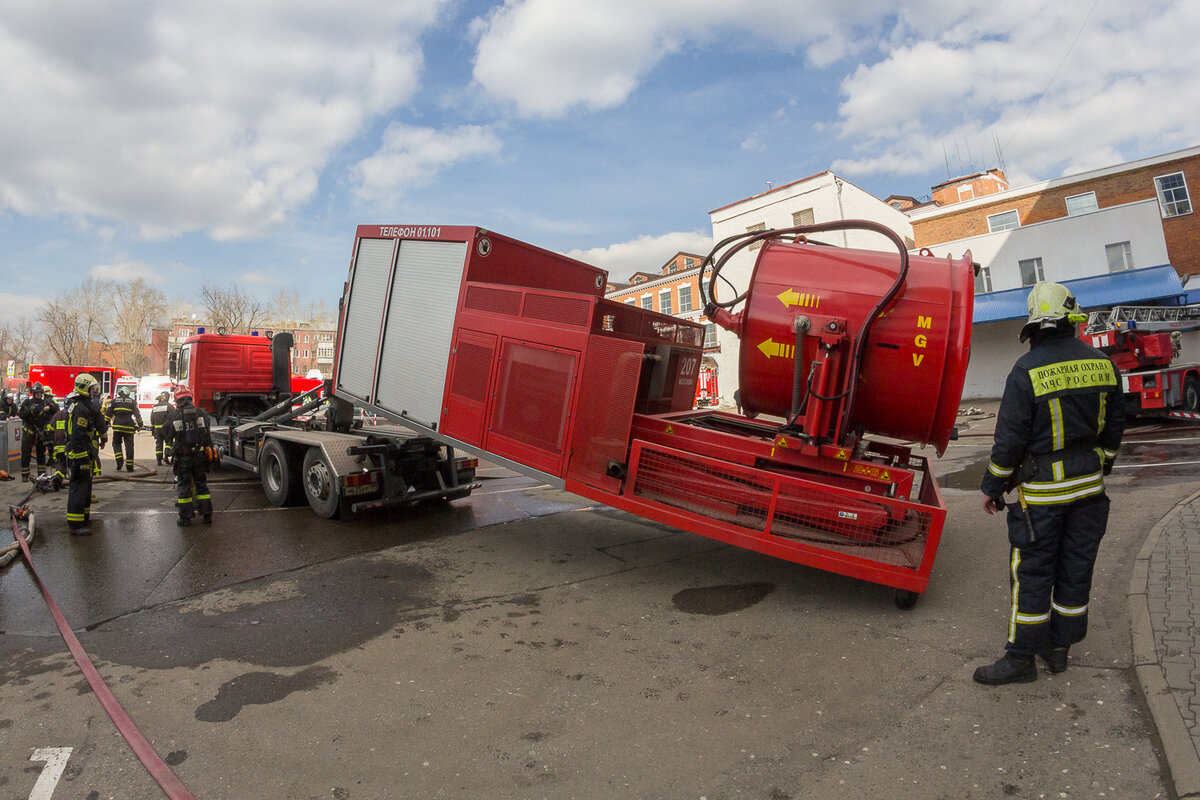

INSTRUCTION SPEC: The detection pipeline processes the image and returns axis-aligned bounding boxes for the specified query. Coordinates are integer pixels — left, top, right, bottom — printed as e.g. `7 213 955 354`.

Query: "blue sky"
1 0 1197 325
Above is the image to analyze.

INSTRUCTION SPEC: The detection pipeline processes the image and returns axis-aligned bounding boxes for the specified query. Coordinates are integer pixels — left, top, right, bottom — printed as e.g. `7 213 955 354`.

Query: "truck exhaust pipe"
271 332 294 396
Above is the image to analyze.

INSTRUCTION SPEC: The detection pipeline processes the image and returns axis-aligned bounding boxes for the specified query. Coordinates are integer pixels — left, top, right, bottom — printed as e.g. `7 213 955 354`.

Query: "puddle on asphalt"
672 582 774 615
937 458 990 491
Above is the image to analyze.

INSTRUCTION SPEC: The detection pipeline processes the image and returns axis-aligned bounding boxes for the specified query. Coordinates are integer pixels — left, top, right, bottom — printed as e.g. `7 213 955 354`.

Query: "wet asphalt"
2 422 1198 799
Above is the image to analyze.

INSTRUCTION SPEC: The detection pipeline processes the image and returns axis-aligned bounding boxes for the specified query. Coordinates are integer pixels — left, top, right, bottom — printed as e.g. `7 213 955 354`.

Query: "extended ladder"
1083 304 1200 334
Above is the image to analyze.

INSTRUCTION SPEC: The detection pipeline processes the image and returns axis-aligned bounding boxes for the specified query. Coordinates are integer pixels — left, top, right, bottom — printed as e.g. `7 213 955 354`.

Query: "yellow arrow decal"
777 288 800 308
757 338 795 360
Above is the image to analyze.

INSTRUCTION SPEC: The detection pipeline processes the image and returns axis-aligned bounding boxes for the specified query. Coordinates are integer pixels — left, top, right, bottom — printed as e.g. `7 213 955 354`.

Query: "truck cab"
171 330 293 420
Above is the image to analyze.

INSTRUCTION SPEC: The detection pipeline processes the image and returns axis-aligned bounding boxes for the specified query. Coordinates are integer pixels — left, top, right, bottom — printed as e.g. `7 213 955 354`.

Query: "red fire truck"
170 330 323 420
1080 304 1200 419
209 222 973 607
26 364 134 400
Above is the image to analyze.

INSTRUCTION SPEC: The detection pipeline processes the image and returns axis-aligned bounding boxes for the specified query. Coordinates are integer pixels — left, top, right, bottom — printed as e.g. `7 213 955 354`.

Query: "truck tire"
302 446 341 519
1185 375 1200 413
260 439 303 506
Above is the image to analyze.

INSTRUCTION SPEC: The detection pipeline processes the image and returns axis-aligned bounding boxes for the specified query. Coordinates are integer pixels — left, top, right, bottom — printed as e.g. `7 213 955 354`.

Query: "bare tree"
36 279 114 364
270 288 301 327
0 316 37 377
113 278 167 374
304 297 337 325
201 282 267 333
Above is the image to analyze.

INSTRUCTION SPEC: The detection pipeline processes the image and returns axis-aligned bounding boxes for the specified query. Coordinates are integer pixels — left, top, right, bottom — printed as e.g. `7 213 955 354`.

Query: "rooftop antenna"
765 181 773 190
943 143 951 179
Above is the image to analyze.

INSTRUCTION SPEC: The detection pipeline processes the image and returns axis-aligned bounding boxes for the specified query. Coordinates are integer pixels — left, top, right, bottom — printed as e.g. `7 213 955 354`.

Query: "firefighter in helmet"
976 282 1126 685
17 382 56 481
150 390 174 465
105 385 144 472
65 373 108 533
0 389 16 419
163 388 213 526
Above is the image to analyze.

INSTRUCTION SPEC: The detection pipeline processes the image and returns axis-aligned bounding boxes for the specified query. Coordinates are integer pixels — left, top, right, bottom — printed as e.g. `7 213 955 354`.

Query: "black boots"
974 654 1037 685
1040 647 1069 674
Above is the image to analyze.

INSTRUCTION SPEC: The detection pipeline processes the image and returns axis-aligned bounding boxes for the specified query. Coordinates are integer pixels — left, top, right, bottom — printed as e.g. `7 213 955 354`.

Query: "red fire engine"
27 364 133 400
170 330 323 420
1081 304 1200 419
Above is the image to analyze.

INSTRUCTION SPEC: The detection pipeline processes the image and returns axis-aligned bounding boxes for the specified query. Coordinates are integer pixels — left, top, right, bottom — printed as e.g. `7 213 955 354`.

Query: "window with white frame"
987 209 1020 232
974 266 992 294
1155 172 1192 218
1065 192 1098 216
958 185 974 202
1019 257 1044 286
659 289 672 316
625 298 635 305
684 257 695 269
678 284 693 313
703 324 717 349
1106 241 1134 272
640 295 653 310
792 208 815 227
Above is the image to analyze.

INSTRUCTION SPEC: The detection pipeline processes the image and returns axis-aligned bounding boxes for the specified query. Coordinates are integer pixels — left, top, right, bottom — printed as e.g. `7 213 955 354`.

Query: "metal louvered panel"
337 238 395 401
375 239 468 427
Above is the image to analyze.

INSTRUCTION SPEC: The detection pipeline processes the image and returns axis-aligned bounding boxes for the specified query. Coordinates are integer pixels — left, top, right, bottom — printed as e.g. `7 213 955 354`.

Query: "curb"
1130 487 1200 799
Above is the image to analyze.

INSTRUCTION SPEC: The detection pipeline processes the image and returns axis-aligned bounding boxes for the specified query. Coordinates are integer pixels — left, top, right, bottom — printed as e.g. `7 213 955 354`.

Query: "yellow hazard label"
835 449 848 460
665 425 675 435
774 436 789 448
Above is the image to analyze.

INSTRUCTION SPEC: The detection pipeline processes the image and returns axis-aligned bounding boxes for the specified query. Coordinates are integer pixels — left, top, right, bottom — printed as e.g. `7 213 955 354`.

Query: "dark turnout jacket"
982 330 1126 506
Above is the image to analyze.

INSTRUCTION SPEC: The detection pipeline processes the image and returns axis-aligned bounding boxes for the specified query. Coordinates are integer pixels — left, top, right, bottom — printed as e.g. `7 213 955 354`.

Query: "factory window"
792 208 815 227
1019 257 1044 286
747 222 766 251
974 266 992 294
1155 172 1192 218
987 209 1020 232
678 284 693 313
1065 192 1098 216
641 295 653 310
1106 241 1134 272
704 324 718 349
659 290 673 316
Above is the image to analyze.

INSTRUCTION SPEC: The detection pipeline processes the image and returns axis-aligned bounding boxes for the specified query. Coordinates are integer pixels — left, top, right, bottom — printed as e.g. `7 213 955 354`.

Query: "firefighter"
17 382 56 481
976 282 1126 685
105 385 144 472
65 373 108 533
150 390 174 465
48 399 69 490
163 389 213 526
0 389 16 419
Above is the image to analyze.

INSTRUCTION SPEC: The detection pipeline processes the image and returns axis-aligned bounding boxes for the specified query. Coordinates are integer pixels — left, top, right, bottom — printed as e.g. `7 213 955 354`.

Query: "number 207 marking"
28 748 72 800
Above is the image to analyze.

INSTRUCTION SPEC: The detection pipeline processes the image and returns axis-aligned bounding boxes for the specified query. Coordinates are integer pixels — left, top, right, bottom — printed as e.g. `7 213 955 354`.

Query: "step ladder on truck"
1081 303 1200 420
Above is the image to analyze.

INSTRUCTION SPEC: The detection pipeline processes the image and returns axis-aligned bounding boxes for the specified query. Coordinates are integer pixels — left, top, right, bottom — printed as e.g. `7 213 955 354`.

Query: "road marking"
1113 459 1200 470
28 746 72 799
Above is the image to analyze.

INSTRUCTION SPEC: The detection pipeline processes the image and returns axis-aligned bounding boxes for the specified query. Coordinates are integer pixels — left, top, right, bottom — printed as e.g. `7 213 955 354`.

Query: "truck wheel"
302 446 341 519
260 439 302 506
1185 375 1200 413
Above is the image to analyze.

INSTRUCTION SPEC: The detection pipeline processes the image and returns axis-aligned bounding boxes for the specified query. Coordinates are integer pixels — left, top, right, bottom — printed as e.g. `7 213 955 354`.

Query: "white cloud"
831 1 1200 183
563 231 713 282
470 0 895 118
238 270 275 287
89 260 164 286
352 123 502 202
0 292 46 326
0 0 446 240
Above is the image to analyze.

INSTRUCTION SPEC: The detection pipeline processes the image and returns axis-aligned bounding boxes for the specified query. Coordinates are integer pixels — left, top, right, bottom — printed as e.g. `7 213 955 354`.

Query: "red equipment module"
336 223 973 605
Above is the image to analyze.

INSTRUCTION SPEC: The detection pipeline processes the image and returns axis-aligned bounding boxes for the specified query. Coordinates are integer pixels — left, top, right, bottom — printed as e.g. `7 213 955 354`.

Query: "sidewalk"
1132 486 1200 799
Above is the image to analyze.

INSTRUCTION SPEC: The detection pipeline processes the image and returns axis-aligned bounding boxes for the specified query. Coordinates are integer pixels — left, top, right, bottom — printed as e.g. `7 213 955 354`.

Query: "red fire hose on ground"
6 492 198 800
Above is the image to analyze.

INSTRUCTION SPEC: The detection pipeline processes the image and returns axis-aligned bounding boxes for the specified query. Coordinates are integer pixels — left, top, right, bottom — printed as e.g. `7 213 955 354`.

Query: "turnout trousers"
20 431 47 479
67 457 94 528
1005 493 1111 656
112 429 135 470
174 456 212 521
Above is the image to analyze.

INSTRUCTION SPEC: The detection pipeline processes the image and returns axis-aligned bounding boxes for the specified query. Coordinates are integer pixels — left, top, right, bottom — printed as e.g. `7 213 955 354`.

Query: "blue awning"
973 264 1186 323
